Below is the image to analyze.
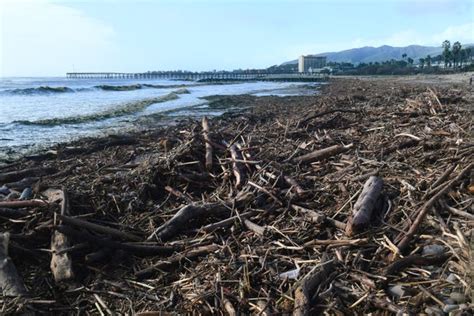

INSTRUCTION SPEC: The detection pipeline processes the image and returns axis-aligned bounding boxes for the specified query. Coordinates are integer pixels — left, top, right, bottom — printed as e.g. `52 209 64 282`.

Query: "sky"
0 0 473 76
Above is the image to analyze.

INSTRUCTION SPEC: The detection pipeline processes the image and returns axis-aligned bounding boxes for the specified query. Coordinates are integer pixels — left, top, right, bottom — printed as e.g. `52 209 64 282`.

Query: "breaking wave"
13 92 180 126
4 86 76 95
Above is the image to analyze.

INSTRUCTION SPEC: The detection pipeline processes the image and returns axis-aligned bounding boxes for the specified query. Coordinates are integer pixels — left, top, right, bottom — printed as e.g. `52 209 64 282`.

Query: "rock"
424 306 443 315
19 187 33 200
422 244 445 256
389 285 405 297
443 304 459 313
0 186 10 195
449 292 466 303
446 273 457 284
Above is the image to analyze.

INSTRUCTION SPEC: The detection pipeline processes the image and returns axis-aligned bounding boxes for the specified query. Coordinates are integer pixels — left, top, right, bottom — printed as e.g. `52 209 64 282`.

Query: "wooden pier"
66 72 327 82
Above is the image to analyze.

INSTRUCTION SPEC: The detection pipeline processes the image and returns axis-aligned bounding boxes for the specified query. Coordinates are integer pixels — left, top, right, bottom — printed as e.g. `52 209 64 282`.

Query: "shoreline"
0 76 472 314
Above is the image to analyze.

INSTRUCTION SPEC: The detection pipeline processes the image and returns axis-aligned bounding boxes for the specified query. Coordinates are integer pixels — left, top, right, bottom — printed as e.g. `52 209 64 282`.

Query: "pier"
66 72 327 81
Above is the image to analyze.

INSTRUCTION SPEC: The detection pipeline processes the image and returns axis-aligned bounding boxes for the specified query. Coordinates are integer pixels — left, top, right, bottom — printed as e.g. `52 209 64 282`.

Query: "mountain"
283 45 444 65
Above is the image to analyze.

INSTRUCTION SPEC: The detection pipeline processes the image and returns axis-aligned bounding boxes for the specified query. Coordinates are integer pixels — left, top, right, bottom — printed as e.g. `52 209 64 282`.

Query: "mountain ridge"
282 44 470 65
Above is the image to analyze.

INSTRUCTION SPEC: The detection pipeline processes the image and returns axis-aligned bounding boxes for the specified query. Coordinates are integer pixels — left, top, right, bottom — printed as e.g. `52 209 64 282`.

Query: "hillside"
283 45 443 64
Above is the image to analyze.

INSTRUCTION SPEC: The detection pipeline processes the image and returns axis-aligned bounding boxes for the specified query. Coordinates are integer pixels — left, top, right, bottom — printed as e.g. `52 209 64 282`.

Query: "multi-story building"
298 55 327 72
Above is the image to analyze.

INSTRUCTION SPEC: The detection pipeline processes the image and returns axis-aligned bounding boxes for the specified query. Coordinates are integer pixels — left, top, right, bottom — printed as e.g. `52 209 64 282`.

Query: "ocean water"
0 77 318 160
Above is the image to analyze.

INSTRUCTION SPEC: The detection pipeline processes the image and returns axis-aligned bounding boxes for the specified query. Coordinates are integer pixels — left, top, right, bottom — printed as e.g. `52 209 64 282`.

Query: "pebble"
19 187 33 200
422 244 445 256
443 304 459 313
446 273 457 284
449 292 466 303
424 306 443 316
0 186 10 195
389 285 405 297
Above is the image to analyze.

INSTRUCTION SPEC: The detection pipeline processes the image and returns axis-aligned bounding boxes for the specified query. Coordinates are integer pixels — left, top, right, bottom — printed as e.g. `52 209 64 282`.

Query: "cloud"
0 0 117 76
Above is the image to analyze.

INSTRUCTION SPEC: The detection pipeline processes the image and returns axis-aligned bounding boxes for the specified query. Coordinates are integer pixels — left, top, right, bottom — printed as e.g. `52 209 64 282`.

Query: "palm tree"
442 40 451 68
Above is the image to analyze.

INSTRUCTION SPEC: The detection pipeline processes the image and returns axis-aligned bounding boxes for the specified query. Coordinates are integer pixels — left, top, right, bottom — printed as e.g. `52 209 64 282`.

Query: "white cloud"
0 0 117 76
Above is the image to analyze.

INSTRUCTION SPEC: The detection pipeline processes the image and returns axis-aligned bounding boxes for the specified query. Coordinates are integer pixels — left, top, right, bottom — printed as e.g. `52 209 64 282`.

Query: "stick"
44 188 75 283
57 214 142 242
0 167 56 183
0 233 28 297
229 143 247 188
395 163 472 254
202 117 213 170
346 176 383 236
0 199 48 208
135 244 219 278
148 192 253 241
293 144 353 164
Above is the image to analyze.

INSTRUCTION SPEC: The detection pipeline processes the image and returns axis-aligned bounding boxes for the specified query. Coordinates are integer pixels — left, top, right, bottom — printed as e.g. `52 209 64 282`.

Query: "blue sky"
1 0 473 76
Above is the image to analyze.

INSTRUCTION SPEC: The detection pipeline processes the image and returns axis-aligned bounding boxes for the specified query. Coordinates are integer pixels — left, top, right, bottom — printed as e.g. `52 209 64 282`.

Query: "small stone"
19 187 33 200
449 292 466 303
443 304 459 313
389 285 405 297
424 306 443 316
446 273 457 284
0 186 10 195
422 244 445 256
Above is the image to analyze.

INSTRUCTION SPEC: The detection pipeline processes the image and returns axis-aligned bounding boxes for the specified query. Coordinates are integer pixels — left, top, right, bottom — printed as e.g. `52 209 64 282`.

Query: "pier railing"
66 72 328 81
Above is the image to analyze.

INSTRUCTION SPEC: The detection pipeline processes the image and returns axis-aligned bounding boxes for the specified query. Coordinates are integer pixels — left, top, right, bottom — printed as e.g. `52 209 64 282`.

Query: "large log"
0 167 56 184
44 188 75 283
148 192 253 241
202 117 213 170
293 144 353 164
345 176 383 236
0 199 48 208
0 233 28 297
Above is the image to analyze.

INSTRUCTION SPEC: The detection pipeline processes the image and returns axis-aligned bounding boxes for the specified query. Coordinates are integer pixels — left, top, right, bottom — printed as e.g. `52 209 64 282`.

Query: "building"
298 55 327 73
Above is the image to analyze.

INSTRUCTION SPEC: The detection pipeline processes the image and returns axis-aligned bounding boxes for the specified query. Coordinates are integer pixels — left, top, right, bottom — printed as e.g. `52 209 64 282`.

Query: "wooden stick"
135 244 219 278
0 199 48 208
58 214 142 242
202 117 213 170
346 176 383 236
44 188 75 283
0 232 28 297
395 163 472 254
293 144 353 164
0 167 56 183
229 143 247 188
148 192 253 241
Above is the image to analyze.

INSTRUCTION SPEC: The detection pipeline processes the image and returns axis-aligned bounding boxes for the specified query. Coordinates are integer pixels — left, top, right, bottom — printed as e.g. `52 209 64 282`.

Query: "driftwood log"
346 176 383 236
148 192 253 241
229 143 247 188
202 117 213 170
44 188 75 283
0 167 56 184
0 199 48 208
293 254 337 316
0 233 28 297
293 144 353 164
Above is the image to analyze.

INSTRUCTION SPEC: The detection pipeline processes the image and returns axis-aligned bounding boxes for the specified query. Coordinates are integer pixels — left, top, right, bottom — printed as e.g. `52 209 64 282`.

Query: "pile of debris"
0 78 472 315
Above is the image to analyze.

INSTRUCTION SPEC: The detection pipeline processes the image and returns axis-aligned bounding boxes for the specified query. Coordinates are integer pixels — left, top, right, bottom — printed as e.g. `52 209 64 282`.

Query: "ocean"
0 77 318 160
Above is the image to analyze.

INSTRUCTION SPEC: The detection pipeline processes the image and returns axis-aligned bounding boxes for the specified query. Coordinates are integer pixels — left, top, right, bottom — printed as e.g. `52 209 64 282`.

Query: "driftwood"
0 199 48 208
57 214 142 242
44 188 75 283
135 244 219 278
293 144 353 164
229 144 247 188
0 167 56 184
346 176 383 236
293 254 337 316
57 225 178 256
148 192 253 241
394 163 472 254
202 117 213 170
0 233 28 297
300 108 360 125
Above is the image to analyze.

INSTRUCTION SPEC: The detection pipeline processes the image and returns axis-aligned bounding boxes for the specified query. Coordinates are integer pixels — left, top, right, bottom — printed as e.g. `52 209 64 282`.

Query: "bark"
346 176 383 236
0 233 28 297
293 144 352 164
229 144 246 188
